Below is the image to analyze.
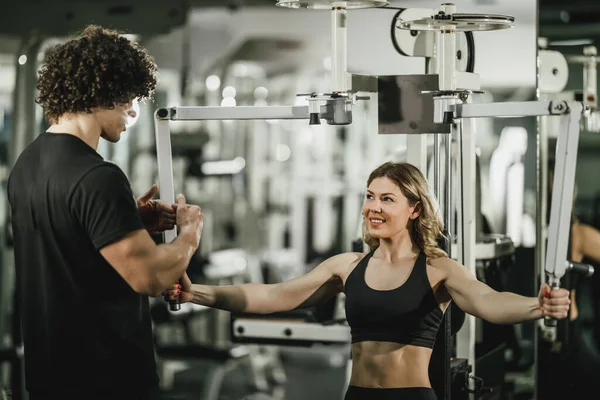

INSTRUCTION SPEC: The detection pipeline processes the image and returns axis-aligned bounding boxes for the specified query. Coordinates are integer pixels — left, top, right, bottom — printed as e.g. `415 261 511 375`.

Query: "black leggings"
344 386 438 400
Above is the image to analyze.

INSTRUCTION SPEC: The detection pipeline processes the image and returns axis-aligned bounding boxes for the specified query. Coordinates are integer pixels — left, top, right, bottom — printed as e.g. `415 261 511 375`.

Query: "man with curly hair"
7 25 203 400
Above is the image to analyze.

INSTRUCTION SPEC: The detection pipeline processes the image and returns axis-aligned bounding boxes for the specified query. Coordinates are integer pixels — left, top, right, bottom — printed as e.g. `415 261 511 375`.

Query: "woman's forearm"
190 283 275 314
480 291 542 324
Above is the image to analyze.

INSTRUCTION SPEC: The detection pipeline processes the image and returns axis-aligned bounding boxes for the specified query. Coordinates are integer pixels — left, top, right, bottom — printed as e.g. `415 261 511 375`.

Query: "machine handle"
568 261 595 277
543 261 594 327
543 278 560 328
168 280 181 311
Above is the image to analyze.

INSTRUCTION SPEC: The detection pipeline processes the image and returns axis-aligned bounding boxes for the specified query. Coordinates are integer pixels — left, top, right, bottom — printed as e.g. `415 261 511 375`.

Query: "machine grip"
568 261 595 277
163 231 180 311
543 278 560 327
165 279 181 311
544 315 557 327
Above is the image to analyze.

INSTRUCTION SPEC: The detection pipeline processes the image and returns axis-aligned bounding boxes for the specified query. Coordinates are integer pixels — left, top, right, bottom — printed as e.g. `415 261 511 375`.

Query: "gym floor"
162 345 350 400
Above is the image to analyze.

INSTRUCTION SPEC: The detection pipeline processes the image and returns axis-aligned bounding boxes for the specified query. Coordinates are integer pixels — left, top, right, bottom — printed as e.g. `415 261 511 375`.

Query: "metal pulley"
395 3 516 124
397 10 515 32
276 0 387 124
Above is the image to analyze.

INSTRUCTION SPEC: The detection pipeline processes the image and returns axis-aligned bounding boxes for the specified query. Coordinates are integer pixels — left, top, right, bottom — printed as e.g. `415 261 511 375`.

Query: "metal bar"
455 127 463 264
232 319 351 343
159 105 311 121
331 7 348 93
455 117 477 379
536 113 549 308
449 238 515 261
452 101 554 119
444 133 452 252
582 46 598 111
442 120 453 400
406 135 428 172
154 114 177 243
545 103 583 282
543 103 583 339
433 134 442 203
153 104 315 249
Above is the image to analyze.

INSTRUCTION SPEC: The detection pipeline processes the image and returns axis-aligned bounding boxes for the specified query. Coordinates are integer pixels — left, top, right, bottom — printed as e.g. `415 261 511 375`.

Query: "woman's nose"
369 202 382 213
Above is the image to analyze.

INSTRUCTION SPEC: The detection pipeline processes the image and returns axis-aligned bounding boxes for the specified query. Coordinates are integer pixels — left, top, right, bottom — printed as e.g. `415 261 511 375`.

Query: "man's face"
97 99 139 142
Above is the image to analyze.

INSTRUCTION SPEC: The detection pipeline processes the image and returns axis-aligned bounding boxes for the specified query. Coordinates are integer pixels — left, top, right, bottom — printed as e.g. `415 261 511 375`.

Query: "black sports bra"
344 250 444 348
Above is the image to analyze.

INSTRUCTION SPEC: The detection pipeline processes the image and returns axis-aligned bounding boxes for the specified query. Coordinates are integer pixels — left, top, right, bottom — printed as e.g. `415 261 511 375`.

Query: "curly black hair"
36 25 158 124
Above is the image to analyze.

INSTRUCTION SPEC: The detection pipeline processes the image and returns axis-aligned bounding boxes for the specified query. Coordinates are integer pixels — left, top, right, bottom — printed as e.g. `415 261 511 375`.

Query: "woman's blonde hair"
362 162 447 259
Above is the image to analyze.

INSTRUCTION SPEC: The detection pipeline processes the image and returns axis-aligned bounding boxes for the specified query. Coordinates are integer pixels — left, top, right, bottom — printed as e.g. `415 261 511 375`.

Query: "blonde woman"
167 161 570 400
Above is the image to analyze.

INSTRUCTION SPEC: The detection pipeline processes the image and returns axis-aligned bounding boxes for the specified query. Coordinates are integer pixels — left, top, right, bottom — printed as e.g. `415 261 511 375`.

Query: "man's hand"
137 184 176 234
175 193 203 249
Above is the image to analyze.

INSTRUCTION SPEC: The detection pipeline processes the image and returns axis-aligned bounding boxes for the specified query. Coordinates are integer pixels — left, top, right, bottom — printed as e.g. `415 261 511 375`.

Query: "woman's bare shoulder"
426 255 455 269
425 255 464 281
330 251 368 265
323 252 369 275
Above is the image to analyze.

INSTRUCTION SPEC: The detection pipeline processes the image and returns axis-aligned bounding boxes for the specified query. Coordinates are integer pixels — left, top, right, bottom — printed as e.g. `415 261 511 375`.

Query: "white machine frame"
152 98 583 341
155 105 321 244
154 104 354 345
152 3 587 399
451 100 583 367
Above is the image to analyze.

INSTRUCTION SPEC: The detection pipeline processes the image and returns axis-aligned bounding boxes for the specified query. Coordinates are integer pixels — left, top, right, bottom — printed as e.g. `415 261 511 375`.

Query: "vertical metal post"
534 30 544 399
154 111 177 243
430 129 452 400
442 129 453 400
583 46 597 112
536 112 548 308
444 133 453 252
430 23 464 391
407 135 428 172
543 104 583 337
455 117 477 382
331 7 348 93
433 3 457 125
433 134 442 206
291 126 308 266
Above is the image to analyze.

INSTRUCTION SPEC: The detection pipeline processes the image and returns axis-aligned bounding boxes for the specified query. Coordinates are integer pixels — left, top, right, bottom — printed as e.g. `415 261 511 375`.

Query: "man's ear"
409 201 422 220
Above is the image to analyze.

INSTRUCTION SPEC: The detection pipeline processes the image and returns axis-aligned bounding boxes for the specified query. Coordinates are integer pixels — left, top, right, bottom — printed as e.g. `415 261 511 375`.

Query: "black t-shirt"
7 132 159 398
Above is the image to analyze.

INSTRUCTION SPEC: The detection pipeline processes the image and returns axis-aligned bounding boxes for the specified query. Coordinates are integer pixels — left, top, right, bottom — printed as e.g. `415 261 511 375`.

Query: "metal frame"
154 105 324 242
452 100 563 119
455 109 477 375
154 98 583 398
450 99 584 352
233 319 350 343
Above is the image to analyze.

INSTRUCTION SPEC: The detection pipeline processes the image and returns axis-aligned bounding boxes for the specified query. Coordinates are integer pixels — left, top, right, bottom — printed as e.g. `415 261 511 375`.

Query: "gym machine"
154 2 592 399
153 1 389 398
392 4 596 398
536 39 599 399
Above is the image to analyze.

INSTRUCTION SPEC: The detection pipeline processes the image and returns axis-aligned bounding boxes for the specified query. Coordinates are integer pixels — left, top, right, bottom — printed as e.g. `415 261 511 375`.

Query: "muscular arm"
188 253 357 314
72 164 198 297
101 229 197 296
430 257 542 324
